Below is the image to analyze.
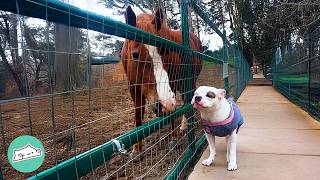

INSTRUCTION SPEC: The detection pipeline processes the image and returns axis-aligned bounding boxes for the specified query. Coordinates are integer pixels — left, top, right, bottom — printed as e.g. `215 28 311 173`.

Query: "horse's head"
123 6 176 116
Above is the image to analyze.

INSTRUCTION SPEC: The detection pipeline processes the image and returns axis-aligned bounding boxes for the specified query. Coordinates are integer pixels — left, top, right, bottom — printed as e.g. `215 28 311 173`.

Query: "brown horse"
121 6 202 154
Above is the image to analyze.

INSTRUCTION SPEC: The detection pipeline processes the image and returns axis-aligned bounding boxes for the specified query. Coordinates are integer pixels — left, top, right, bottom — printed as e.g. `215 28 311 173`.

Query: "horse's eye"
132 52 139 60
206 91 216 98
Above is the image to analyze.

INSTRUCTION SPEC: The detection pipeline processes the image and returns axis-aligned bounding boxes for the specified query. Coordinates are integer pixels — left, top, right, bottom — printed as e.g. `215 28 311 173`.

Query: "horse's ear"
153 8 163 31
125 6 136 27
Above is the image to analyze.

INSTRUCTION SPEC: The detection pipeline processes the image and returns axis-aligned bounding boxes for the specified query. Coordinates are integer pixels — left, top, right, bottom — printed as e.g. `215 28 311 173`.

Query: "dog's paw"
202 158 214 166
227 163 237 171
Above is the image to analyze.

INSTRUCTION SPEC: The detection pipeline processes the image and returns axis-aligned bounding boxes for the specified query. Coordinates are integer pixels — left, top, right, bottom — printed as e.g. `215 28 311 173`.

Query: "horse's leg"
129 85 145 154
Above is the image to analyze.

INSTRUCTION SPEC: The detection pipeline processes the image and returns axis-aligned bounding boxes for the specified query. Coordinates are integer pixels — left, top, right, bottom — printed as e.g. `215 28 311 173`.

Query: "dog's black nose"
195 96 202 103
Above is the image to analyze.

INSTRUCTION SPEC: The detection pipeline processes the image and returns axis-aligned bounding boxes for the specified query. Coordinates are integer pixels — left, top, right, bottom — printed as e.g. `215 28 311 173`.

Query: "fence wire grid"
272 26 320 120
0 0 251 179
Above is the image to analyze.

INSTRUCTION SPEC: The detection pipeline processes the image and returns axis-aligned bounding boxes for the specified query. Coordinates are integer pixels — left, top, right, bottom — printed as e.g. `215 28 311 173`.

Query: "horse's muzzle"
152 99 176 117
152 100 164 117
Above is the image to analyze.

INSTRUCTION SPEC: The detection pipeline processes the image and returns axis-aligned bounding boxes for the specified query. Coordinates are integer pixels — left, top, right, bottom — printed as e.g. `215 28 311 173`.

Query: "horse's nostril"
152 101 164 117
132 52 139 60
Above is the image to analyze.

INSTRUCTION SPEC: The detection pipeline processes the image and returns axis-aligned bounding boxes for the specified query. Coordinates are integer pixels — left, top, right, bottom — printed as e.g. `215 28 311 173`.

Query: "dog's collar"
201 101 234 127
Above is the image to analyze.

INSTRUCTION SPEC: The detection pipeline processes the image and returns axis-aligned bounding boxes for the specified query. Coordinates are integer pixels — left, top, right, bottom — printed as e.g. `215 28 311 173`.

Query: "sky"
24 0 224 52
67 0 224 50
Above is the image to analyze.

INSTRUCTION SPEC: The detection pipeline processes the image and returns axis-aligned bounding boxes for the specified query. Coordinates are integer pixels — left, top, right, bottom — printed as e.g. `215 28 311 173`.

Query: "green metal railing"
27 105 191 180
272 27 320 120
0 0 251 179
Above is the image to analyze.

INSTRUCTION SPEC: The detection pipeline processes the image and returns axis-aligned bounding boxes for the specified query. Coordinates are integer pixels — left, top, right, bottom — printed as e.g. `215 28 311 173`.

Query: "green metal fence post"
181 0 195 165
181 0 195 149
308 36 313 109
233 32 241 99
239 53 243 90
274 50 278 88
0 106 4 180
272 54 275 86
0 172 2 180
0 162 3 180
223 30 229 92
166 0 195 179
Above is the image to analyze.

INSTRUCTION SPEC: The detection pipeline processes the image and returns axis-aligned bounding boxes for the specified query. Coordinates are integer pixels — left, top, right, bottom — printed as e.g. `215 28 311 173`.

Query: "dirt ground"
0 63 227 180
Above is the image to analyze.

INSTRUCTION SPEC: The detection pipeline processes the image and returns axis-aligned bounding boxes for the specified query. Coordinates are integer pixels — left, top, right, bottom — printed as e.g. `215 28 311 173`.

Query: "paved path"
253 73 265 79
189 78 320 180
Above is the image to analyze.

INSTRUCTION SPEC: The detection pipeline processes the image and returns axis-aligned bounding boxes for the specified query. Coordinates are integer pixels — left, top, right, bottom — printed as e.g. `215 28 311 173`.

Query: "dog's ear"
125 6 136 27
153 8 164 31
218 89 226 98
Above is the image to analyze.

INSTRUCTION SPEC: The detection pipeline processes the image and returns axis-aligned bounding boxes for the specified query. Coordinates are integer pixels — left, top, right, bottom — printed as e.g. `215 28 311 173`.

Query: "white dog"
191 86 244 171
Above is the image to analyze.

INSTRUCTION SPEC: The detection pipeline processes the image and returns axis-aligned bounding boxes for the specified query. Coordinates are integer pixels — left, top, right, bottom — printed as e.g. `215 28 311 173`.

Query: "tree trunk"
218 2 225 30
228 4 234 30
188 6 194 32
1 14 28 97
55 24 70 91
0 40 27 96
8 14 19 66
159 0 168 26
55 24 81 91
196 14 200 38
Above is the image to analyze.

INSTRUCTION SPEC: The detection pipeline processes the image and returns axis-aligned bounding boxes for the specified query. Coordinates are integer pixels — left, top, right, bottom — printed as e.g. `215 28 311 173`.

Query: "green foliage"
278 75 308 84
204 48 223 60
233 0 320 67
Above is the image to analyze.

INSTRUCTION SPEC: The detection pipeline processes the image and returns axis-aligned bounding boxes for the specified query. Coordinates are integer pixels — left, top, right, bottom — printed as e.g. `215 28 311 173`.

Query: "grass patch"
279 75 308 83
202 60 218 67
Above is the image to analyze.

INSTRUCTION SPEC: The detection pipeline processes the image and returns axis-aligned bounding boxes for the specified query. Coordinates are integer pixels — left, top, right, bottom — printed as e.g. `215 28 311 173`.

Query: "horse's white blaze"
145 45 176 110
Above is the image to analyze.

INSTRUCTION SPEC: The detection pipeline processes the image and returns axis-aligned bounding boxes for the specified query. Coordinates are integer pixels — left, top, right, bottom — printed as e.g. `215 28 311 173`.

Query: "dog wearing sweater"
191 86 244 171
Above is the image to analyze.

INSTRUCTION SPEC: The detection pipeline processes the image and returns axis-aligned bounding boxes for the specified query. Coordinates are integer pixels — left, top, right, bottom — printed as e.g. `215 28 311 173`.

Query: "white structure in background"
276 47 282 64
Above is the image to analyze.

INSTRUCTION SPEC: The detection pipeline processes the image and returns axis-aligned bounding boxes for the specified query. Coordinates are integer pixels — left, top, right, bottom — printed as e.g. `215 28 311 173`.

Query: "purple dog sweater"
201 99 244 137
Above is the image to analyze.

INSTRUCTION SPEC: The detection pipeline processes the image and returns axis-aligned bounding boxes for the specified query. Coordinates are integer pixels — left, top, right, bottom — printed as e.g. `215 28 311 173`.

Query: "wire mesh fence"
272 26 320 120
0 0 251 179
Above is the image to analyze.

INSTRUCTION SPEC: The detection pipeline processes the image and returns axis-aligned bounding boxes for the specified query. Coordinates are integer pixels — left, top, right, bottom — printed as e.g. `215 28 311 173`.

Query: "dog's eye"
206 91 216 98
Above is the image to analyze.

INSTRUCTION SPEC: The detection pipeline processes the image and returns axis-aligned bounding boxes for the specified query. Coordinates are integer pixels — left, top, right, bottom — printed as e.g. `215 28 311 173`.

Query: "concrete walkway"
189 78 320 180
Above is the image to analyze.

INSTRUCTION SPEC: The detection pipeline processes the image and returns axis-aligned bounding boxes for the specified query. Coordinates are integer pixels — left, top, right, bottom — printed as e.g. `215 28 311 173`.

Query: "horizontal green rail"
28 104 192 179
0 0 224 65
90 56 119 65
